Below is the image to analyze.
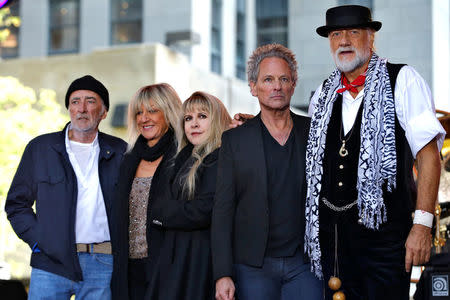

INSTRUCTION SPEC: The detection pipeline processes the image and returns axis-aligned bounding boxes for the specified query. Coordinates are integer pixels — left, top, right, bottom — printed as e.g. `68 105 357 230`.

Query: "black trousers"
128 257 153 300
319 206 412 300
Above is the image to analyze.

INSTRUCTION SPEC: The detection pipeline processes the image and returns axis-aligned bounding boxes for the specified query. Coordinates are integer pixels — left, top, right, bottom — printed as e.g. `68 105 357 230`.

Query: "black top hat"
316 5 382 37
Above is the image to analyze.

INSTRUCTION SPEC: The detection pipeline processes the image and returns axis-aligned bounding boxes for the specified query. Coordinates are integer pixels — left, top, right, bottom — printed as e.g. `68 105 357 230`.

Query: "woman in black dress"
149 91 232 300
110 83 183 300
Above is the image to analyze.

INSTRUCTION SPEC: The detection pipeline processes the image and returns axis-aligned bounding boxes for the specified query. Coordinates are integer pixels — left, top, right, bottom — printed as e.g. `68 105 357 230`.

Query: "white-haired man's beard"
332 46 372 73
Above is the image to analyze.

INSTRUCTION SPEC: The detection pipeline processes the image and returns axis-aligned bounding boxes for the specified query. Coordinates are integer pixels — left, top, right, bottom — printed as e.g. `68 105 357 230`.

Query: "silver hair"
247 43 298 84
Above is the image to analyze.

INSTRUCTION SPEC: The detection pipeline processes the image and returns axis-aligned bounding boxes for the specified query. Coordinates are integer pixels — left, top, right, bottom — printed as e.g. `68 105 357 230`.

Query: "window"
235 0 246 80
0 0 20 59
211 0 222 74
338 0 373 10
111 0 142 45
49 0 79 54
256 0 288 47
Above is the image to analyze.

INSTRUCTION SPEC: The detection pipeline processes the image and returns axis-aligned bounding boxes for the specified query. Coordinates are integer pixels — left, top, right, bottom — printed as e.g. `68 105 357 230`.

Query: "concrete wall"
289 0 335 107
190 0 212 72
432 0 450 111
0 43 259 139
375 0 432 84
80 0 110 54
19 0 48 58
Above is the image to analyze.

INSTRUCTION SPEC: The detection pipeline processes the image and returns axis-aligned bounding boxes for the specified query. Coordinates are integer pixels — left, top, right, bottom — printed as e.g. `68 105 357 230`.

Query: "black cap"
65 75 109 111
316 5 382 38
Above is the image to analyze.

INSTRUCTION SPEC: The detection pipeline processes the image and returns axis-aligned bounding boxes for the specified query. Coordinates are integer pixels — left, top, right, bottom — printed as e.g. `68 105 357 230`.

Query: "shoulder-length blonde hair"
127 83 183 151
179 91 231 199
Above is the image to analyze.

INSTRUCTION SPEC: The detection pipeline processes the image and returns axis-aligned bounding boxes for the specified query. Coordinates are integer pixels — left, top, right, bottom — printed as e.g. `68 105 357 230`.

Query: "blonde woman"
110 83 183 300
148 91 231 300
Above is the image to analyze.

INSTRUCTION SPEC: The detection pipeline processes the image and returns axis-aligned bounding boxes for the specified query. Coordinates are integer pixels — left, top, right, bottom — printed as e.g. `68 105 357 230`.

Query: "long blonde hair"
179 91 231 199
127 83 183 151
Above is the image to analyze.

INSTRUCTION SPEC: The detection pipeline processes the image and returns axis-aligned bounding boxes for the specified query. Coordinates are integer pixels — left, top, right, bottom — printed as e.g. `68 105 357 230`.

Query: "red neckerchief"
336 70 367 94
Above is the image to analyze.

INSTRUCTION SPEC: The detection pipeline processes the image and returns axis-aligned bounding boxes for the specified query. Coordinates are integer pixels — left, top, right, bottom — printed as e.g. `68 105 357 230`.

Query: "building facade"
1 0 448 114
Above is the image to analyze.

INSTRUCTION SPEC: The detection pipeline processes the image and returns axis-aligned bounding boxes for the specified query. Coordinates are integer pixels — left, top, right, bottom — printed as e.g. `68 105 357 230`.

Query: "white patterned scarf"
304 53 397 278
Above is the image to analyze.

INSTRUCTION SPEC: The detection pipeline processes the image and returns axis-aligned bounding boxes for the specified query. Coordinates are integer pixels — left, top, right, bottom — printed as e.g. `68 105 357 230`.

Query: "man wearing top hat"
5 75 127 299
305 5 446 299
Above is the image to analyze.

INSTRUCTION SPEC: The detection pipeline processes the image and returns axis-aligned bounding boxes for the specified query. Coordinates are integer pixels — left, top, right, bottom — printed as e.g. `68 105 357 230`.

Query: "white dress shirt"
65 126 110 243
309 65 446 157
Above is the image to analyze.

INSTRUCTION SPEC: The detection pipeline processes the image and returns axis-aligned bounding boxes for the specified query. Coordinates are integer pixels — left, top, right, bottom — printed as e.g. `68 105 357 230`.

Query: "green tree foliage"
0 7 20 43
0 77 68 278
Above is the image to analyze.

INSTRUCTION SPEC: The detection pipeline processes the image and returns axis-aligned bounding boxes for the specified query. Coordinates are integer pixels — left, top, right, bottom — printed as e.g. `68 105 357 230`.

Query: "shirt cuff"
405 110 446 158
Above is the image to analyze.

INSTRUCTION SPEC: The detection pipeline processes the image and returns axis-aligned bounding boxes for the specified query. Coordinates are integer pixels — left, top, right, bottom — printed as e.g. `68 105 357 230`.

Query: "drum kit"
433 202 450 255
434 109 450 255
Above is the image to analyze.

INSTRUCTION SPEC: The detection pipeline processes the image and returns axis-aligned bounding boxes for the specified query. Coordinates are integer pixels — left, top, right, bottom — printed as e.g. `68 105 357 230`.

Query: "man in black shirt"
211 44 322 300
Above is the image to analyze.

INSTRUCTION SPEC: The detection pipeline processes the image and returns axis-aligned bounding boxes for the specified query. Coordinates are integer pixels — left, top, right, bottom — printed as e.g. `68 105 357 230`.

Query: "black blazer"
211 112 311 281
110 141 176 300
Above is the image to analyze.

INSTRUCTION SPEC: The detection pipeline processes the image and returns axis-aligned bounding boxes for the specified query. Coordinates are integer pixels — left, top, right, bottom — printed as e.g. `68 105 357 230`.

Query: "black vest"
320 63 416 231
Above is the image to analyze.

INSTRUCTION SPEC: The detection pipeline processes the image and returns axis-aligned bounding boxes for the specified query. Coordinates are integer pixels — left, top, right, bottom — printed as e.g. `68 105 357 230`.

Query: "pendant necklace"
339 119 355 157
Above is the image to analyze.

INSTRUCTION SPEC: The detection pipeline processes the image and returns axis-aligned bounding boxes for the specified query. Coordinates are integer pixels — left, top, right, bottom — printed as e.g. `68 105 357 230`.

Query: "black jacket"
110 140 176 300
4 123 127 281
148 144 218 300
211 112 311 281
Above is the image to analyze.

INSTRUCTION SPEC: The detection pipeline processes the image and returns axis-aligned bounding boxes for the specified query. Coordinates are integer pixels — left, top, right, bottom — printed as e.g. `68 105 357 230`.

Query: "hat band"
327 15 372 27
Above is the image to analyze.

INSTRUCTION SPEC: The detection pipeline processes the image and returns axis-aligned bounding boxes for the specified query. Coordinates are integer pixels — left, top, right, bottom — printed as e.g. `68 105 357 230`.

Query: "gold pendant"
329 277 346 299
339 140 348 157
332 290 346 300
328 276 342 290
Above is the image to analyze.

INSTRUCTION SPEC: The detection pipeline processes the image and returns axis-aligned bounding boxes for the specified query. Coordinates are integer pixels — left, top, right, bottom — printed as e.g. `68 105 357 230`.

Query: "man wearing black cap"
304 5 446 300
5 75 127 299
